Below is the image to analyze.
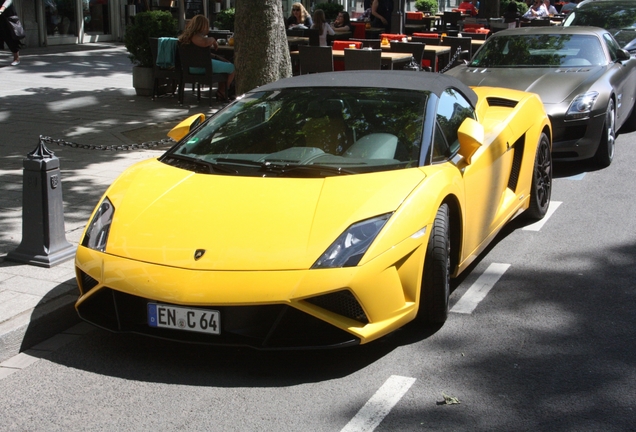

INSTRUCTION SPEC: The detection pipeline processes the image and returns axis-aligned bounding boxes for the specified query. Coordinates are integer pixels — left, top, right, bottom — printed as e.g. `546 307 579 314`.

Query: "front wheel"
593 99 615 168
420 203 451 324
525 132 552 220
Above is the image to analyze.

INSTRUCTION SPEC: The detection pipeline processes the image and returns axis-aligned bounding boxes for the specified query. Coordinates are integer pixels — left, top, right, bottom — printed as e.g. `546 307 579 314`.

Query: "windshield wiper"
263 164 357 177
208 158 358 177
163 154 238 174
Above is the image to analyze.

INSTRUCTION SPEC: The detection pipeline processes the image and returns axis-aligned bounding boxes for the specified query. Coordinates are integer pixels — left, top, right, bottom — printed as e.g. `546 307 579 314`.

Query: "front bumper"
547 109 606 161
74 237 425 349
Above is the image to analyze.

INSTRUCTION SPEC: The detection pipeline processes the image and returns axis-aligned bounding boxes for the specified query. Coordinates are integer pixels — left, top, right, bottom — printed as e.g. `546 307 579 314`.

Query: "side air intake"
305 290 369 324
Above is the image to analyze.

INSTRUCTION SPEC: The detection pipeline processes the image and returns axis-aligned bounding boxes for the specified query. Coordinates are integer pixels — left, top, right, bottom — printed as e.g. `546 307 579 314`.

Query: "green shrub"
315 2 344 21
214 8 235 32
124 11 178 68
415 0 438 12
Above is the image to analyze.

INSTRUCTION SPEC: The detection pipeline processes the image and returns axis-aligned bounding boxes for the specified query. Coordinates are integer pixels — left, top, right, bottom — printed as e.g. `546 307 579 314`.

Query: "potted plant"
213 8 235 32
124 10 178 96
415 0 438 13
315 2 344 21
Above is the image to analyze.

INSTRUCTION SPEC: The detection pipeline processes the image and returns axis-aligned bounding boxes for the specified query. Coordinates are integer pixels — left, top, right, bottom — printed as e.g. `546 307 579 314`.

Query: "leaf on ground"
442 393 461 405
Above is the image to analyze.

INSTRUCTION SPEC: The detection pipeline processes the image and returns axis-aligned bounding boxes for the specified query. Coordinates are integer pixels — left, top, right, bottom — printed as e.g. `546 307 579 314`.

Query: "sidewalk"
0 43 224 362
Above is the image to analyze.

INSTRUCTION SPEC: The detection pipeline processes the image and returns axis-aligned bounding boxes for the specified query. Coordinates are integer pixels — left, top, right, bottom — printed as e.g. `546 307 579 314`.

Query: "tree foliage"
234 0 292 95
315 2 344 20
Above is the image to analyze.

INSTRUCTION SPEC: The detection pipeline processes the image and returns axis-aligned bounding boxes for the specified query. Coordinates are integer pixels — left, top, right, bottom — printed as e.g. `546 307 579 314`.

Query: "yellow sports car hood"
102 159 425 271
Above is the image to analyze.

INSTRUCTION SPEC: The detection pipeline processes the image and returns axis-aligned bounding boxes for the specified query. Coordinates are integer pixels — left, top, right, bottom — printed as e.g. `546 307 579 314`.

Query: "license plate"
147 303 220 335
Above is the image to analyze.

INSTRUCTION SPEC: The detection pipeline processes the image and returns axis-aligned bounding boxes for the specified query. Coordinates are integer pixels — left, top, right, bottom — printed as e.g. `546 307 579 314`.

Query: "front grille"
77 287 359 349
304 290 368 324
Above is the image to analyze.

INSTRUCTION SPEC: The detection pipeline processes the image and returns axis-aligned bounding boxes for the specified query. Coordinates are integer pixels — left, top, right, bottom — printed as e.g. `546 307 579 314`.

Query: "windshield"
469 34 606 68
563 4 636 50
162 87 427 177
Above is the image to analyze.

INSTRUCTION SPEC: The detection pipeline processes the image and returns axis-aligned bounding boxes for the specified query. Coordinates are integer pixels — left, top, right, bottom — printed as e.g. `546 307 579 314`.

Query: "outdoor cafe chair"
149 37 181 100
306 28 320 46
299 45 334 74
344 48 382 70
390 41 425 70
177 43 230 106
411 36 440 45
441 35 472 67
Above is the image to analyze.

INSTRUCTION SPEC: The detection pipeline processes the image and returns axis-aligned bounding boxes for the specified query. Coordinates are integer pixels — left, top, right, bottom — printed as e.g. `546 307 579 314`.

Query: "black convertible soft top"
255 70 478 107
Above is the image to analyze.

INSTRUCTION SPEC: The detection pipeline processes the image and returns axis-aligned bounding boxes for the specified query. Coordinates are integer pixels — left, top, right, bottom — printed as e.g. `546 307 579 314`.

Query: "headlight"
312 213 392 269
81 197 114 252
566 92 599 120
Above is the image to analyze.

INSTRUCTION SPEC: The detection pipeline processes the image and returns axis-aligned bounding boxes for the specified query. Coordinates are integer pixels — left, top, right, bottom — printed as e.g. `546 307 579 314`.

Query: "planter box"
132 66 154 97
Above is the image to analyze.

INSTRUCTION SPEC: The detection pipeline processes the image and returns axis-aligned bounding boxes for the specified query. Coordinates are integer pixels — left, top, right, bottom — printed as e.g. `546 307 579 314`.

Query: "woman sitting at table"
178 15 236 102
287 2 313 29
333 11 351 33
311 9 334 47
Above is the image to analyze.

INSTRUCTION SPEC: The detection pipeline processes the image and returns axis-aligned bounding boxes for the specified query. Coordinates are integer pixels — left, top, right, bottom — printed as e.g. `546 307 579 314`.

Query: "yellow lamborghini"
75 71 552 348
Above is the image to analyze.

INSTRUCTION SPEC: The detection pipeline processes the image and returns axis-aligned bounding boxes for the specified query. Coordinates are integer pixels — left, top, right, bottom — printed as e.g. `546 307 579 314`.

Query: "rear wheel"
525 132 552 220
593 99 615 168
420 203 451 324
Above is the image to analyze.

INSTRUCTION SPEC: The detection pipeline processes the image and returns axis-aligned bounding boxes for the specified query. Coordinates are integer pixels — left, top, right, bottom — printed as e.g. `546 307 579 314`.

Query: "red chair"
381 33 407 41
332 41 363 70
406 11 423 20
333 40 363 50
350 22 367 39
413 32 440 38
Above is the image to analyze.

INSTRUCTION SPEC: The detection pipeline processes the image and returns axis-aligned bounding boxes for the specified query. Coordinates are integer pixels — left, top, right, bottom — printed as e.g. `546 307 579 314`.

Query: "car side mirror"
617 48 631 62
167 113 206 142
457 117 484 164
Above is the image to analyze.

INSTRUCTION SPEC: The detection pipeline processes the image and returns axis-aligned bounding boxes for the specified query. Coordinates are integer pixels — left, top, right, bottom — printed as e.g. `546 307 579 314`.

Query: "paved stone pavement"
0 42 225 362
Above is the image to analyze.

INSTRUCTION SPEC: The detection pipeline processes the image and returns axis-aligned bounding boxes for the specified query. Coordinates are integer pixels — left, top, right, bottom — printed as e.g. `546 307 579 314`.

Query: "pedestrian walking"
0 0 24 66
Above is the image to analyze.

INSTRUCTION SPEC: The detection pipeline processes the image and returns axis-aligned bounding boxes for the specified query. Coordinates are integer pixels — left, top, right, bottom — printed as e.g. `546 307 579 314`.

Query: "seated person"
287 2 313 29
458 0 477 16
333 11 351 33
178 15 236 101
311 9 335 46
543 0 559 15
522 0 548 19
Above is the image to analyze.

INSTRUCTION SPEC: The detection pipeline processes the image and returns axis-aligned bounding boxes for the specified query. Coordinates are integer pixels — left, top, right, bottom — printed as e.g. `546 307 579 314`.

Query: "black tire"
525 132 552 220
420 203 451 324
593 99 615 168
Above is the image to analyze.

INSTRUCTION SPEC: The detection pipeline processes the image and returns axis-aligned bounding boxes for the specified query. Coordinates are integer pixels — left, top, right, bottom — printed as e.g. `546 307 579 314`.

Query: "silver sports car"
445 26 636 167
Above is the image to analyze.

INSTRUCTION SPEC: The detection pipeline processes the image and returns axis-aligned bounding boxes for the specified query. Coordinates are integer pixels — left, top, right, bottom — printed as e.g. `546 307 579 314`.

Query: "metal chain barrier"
438 46 464 74
39 135 176 151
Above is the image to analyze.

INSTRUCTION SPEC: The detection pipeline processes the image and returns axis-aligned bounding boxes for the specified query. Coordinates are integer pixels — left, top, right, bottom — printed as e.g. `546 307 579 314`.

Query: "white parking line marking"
451 263 511 314
522 201 562 231
341 375 416 432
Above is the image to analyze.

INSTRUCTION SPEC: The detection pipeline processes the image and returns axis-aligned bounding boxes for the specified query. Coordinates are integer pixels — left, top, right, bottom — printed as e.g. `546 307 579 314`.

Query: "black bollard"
7 137 76 267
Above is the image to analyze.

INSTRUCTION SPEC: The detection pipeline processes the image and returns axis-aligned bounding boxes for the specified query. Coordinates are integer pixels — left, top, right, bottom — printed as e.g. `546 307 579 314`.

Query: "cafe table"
289 49 413 70
381 43 451 72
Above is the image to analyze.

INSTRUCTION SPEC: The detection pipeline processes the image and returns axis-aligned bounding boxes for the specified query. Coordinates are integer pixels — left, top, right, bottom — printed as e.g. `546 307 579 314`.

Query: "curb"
0 290 80 363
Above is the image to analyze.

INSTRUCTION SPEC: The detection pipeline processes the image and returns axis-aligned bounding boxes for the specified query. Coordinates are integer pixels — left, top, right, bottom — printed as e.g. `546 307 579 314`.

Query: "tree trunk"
235 0 292 95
